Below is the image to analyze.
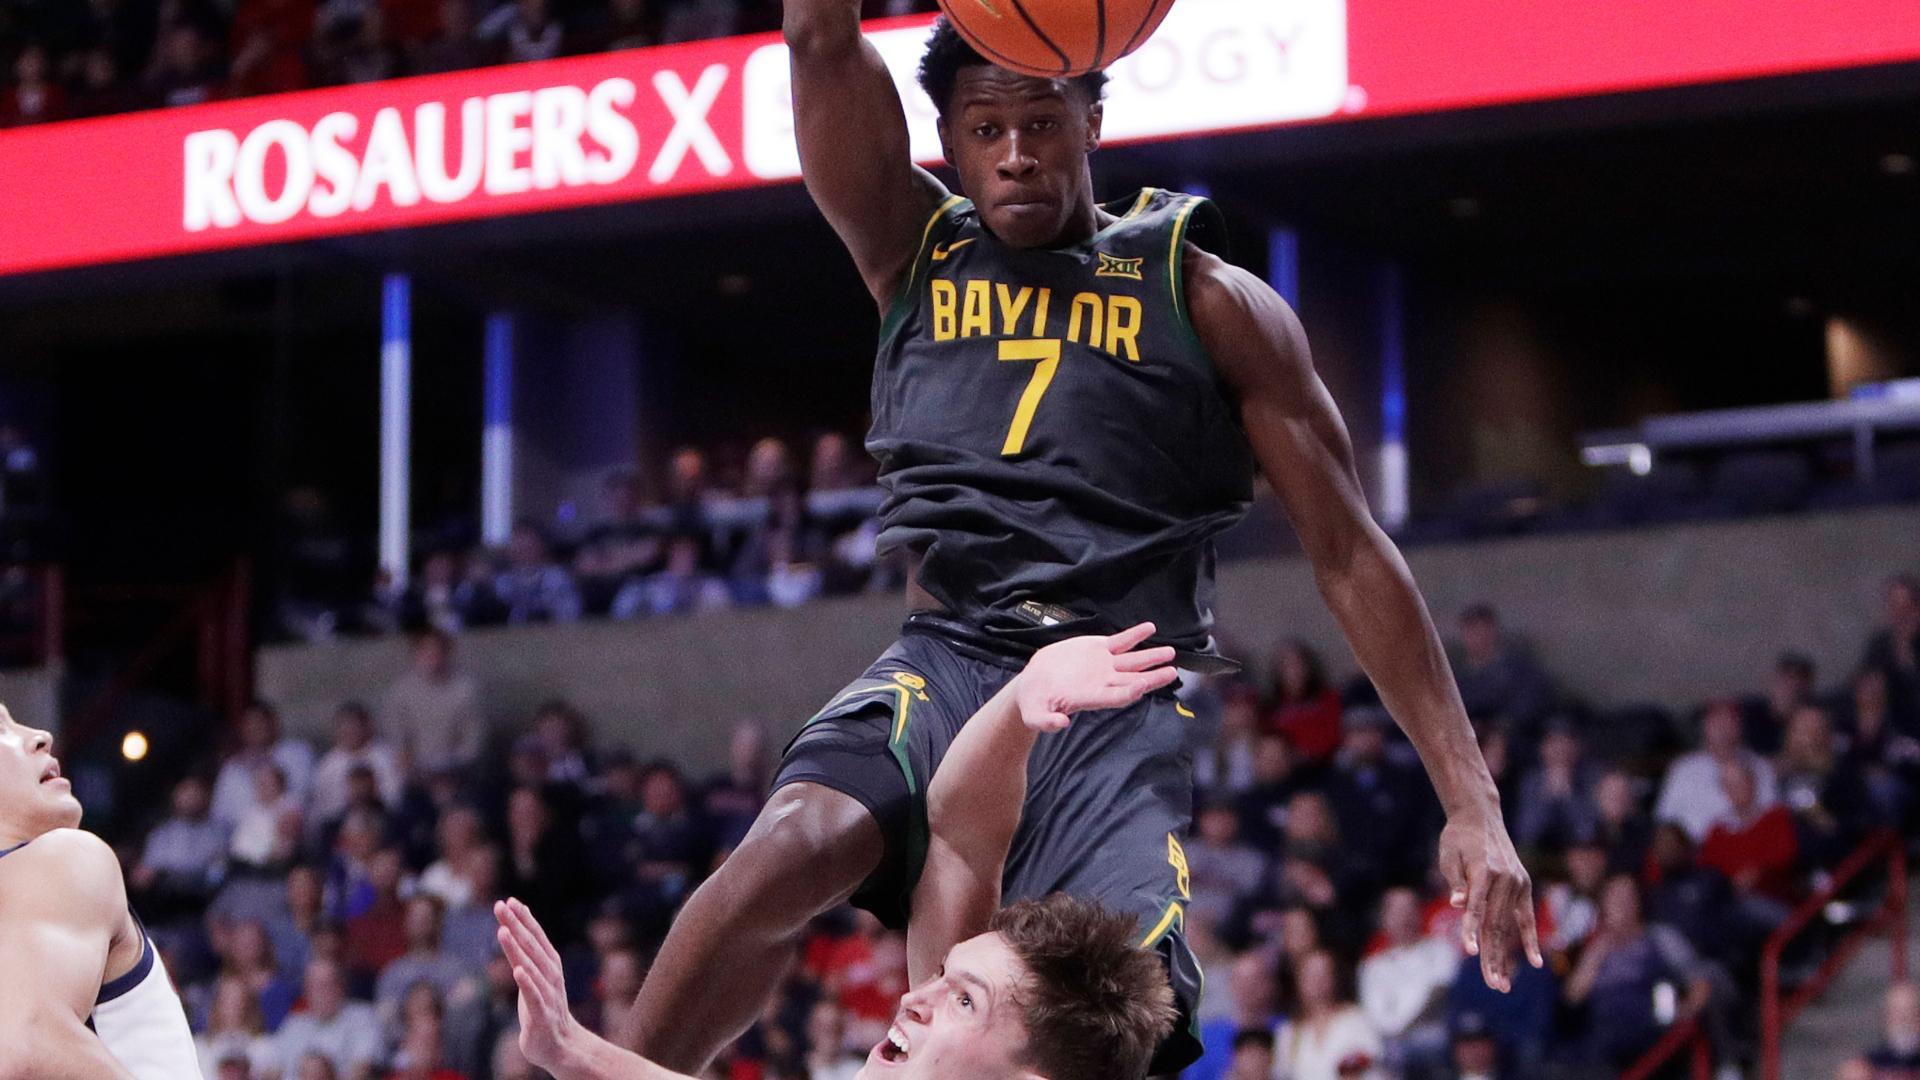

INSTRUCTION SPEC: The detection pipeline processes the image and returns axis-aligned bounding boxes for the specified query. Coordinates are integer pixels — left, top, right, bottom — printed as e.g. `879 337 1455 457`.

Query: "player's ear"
1085 101 1104 153
937 115 956 167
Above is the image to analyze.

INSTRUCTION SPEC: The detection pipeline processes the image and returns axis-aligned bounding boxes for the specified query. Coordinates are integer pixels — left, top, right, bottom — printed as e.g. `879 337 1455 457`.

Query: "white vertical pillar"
482 312 515 546
1378 263 1410 531
380 273 412 589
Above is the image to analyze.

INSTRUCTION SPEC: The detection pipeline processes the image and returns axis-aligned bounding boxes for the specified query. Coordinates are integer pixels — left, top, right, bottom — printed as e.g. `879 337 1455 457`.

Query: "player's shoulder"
0 828 125 903
1181 243 1303 334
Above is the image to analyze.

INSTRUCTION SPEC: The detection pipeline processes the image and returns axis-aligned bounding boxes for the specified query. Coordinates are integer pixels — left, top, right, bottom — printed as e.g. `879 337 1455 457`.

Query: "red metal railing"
1619 1015 1711 1080
1759 828 1909 1080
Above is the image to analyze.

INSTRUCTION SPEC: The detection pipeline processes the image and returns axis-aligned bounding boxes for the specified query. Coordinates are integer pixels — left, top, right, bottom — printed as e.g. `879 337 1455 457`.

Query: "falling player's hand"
1439 813 1544 994
496 897 582 1072
1014 622 1179 733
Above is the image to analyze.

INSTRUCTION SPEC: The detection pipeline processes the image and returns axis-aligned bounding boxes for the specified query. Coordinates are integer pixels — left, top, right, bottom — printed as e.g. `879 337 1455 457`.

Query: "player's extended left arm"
907 626 1177 984
1188 252 1543 992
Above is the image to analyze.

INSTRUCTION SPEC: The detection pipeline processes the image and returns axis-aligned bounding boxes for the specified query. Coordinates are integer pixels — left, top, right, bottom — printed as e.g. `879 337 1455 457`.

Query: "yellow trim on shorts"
1140 900 1186 948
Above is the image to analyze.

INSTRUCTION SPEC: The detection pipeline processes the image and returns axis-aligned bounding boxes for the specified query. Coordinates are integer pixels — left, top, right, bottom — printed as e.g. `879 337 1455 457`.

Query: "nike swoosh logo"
931 238 977 261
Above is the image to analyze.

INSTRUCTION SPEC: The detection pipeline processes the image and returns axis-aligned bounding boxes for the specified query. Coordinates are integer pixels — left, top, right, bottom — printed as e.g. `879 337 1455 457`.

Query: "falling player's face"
0 704 82 842
940 66 1103 250
859 931 1044 1080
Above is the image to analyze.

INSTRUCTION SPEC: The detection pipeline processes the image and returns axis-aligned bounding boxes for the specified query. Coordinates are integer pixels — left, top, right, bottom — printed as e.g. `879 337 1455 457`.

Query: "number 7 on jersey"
999 338 1063 456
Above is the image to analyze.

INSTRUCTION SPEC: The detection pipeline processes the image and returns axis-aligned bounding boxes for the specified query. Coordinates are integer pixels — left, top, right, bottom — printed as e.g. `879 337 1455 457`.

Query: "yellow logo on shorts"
1166 833 1192 900
891 672 930 700
1096 252 1145 281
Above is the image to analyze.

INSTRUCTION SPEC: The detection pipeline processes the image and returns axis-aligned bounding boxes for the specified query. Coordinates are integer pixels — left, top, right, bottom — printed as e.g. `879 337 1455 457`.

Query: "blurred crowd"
273 432 898 643
126 572 1920 1079
0 0 940 126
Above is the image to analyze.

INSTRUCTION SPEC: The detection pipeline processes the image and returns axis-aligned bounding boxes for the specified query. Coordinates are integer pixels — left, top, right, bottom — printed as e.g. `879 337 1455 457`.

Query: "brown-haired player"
495 626 1181 1080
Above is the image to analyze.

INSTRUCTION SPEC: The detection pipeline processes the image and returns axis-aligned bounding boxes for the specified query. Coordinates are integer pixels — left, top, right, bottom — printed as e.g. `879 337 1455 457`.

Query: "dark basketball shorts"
772 614 1207 1073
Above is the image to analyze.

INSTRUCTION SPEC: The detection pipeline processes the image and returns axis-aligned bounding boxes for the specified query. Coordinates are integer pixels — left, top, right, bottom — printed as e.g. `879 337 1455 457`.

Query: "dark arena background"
0 1 1917 1078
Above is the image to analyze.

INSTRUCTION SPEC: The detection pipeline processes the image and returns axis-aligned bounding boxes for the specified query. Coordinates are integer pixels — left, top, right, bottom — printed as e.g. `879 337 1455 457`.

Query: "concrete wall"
257 506 1920 770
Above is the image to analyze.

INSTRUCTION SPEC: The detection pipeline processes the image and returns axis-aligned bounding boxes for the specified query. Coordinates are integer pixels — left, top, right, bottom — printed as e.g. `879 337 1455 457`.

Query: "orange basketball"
935 0 1176 78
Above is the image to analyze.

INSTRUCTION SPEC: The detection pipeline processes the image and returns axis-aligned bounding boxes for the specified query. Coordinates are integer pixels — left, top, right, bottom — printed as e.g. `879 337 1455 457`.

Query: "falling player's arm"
0 830 139 1080
784 0 949 307
493 899 694 1080
908 625 1177 984
1186 249 1543 991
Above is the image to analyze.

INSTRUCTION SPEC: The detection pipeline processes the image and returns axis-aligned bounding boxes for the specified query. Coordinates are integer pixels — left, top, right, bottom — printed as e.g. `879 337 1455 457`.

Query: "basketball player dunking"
0 707 202 1079
628 8 1542 1073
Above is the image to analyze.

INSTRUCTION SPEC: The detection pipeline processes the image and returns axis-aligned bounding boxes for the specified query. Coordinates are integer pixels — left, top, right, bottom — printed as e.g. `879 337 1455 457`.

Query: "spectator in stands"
1562 874 1712 1070
1746 651 1817 754
1433 1009 1502 1080
131 775 228 921
1864 983 1920 1077
1592 769 1653 875
345 847 412 983
269 959 384 1080
494 523 581 625
218 919 301 1032
1699 758 1798 928
416 805 486 909
531 699 595 788
1777 705 1878 868
578 947 644 1045
1643 824 1739 966
374 895 474 1022
1188 798 1270 931
1861 575 1920 729
1227 1028 1277 1080
701 721 770 850
1326 706 1430 887
1357 886 1457 1069
1512 717 1602 852
439 845 504 973
1 44 67 126
1271 791 1374 951
197 975 279 1078
1277 948 1384 1080
1451 603 1554 737
230 762 306 872
381 630 485 779
265 864 330 984
1656 697 1779 841
390 551 476 635
1236 732 1313 851
1847 665 1920 823
213 701 316 828
313 702 404 825
1542 834 1609 958
623 761 710 936
501 785 589 940
1265 639 1343 763
1196 680 1261 796
410 0 487 73
72 45 138 117
614 533 730 618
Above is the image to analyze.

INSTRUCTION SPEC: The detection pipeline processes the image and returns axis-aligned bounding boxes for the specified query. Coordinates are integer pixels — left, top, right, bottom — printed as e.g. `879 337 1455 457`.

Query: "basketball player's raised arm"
1186 250 1545 994
907 625 1176 983
0 830 139 1080
492 899 693 1080
784 0 950 308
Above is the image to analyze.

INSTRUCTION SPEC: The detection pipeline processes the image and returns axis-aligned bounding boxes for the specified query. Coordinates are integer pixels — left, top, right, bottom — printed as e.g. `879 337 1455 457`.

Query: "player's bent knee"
716 781 883 909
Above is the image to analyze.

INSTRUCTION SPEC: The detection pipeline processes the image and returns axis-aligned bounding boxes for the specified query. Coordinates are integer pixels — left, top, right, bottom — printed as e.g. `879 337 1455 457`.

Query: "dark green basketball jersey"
868 187 1255 657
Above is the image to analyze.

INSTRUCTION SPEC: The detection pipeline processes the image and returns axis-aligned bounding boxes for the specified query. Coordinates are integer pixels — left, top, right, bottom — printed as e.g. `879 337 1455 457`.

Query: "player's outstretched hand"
1439 814 1544 994
1014 622 1179 733
496 897 582 1072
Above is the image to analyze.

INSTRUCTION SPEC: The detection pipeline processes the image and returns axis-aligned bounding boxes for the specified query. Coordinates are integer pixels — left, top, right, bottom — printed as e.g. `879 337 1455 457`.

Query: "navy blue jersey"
869 188 1254 656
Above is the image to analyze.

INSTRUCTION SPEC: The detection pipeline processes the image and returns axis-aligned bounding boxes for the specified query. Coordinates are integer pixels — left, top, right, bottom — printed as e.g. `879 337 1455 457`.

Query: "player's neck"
0 822 36 850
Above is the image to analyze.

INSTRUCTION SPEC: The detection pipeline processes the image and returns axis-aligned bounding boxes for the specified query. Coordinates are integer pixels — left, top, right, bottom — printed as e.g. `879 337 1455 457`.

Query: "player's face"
858 932 1042 1080
0 705 82 840
940 67 1102 250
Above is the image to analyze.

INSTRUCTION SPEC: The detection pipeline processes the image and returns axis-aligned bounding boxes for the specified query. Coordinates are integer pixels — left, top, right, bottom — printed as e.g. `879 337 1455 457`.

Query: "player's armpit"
784 0 949 308
0 830 138 1080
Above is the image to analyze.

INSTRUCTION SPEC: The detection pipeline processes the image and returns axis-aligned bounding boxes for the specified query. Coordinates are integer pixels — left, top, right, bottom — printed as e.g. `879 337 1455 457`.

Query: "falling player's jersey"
869 188 1254 658
0 841 202 1079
